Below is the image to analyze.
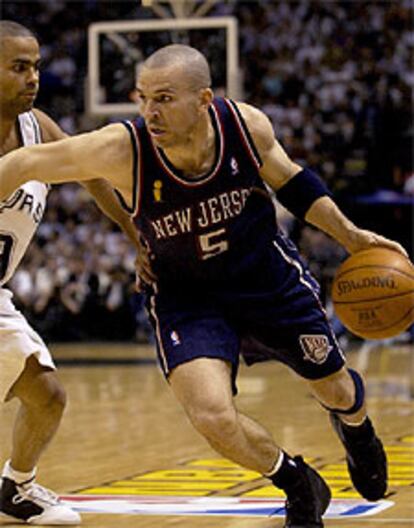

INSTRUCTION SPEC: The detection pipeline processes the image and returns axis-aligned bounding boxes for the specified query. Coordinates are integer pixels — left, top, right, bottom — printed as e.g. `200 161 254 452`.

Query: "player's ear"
199 87 213 110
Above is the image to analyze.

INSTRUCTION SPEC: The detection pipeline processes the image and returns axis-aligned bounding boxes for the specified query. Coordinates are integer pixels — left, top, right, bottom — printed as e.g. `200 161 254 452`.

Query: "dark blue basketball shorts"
146 276 345 391
146 233 345 390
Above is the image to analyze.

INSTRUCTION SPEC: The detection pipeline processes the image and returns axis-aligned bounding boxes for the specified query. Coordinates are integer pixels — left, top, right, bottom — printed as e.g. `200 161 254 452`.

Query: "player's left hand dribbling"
345 229 409 258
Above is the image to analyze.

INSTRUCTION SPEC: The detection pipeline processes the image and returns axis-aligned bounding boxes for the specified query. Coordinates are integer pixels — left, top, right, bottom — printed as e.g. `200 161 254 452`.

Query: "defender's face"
0 36 40 116
136 65 209 149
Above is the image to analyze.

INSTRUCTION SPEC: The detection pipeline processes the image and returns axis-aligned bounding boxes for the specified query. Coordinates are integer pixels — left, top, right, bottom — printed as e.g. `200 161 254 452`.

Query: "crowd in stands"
233 1 412 196
2 1 412 343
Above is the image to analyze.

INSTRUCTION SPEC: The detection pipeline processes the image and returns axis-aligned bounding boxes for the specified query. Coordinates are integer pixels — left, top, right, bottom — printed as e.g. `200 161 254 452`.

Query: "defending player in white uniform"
0 21 80 525
0 112 55 402
0 51 81 523
0 21 140 525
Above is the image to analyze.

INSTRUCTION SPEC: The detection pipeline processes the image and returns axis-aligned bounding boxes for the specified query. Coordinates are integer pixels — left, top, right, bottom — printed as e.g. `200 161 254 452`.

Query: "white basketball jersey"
0 112 48 287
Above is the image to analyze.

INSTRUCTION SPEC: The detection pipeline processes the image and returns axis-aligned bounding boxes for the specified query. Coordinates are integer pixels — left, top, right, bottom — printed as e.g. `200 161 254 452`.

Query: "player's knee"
310 367 365 413
23 374 67 415
189 405 237 440
47 380 67 414
329 377 356 410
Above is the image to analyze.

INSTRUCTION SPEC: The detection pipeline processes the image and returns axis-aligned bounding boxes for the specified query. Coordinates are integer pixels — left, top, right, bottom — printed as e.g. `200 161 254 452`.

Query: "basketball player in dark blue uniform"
0 44 408 527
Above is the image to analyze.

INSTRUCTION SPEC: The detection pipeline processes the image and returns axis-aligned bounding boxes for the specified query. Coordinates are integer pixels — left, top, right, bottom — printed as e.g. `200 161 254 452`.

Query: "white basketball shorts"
0 288 55 402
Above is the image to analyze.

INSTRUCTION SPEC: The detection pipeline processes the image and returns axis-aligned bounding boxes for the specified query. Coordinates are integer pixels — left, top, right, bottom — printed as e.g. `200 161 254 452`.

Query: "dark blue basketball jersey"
122 98 345 381
122 97 292 292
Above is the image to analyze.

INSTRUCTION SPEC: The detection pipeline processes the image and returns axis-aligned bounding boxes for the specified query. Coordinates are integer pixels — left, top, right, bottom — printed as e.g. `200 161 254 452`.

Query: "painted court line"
63 496 394 518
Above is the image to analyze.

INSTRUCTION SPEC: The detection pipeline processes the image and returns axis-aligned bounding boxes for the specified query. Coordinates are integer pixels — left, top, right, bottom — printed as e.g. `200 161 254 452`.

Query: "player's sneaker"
330 413 387 501
0 476 81 525
283 456 331 528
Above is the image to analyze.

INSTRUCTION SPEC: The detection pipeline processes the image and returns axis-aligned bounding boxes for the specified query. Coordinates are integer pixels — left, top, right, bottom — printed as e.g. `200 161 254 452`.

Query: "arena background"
2 0 413 344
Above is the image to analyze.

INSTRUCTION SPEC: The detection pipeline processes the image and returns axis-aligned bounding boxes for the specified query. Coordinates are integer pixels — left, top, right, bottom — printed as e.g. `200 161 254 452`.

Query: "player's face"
0 36 40 117
136 65 210 149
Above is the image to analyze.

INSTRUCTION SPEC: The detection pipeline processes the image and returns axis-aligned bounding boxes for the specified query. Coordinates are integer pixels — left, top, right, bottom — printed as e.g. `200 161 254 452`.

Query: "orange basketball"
332 247 414 339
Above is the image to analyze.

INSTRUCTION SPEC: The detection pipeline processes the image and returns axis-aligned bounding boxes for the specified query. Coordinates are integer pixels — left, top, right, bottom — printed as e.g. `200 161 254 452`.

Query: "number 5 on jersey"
198 228 229 260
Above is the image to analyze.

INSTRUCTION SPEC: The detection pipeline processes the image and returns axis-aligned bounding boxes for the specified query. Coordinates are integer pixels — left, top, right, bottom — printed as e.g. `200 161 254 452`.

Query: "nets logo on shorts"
299 335 333 364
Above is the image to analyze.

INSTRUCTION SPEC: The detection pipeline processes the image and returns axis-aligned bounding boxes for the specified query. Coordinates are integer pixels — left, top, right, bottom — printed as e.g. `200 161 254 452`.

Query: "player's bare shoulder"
233 101 301 187
233 102 275 157
32 108 66 142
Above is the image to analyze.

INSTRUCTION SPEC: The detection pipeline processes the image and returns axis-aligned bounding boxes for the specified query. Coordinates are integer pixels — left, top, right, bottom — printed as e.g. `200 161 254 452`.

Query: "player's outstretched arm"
0 123 132 202
32 110 140 251
238 102 408 258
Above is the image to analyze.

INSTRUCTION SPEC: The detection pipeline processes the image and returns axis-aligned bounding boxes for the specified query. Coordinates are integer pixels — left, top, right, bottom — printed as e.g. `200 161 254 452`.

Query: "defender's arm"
33 110 139 249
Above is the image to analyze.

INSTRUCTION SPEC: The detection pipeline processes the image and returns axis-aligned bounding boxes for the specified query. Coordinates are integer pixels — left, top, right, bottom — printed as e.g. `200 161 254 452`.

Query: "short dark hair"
143 44 211 90
0 20 37 40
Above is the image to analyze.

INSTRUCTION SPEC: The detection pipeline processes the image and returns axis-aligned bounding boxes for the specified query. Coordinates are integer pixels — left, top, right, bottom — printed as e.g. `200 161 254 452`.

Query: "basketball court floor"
1 341 413 527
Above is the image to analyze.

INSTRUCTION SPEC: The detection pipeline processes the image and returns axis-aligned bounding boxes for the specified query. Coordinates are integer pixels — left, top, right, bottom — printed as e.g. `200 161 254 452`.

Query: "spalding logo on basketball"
332 247 414 339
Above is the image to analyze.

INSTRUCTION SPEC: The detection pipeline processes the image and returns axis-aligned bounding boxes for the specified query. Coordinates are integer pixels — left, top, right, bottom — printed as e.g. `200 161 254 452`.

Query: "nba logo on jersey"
230 157 239 176
170 331 181 346
299 335 332 364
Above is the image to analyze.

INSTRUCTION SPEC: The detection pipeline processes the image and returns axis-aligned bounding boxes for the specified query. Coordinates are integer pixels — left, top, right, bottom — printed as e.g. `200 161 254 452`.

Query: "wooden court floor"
1 341 413 527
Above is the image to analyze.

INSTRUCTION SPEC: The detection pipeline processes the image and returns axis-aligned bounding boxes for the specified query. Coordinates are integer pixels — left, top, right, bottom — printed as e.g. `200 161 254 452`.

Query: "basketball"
332 248 414 339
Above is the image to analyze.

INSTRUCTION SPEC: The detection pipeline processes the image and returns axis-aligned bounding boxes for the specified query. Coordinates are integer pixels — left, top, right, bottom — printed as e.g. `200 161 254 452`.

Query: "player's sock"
268 451 301 488
2 460 36 483
266 451 331 527
336 416 372 437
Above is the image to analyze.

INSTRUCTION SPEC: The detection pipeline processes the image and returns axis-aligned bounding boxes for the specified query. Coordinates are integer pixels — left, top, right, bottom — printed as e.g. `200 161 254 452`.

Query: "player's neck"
162 113 215 178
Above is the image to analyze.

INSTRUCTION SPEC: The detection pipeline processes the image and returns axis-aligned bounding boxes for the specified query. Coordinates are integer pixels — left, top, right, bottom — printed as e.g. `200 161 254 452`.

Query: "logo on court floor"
67 437 414 520
299 334 333 364
62 495 394 518
63 420 414 523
